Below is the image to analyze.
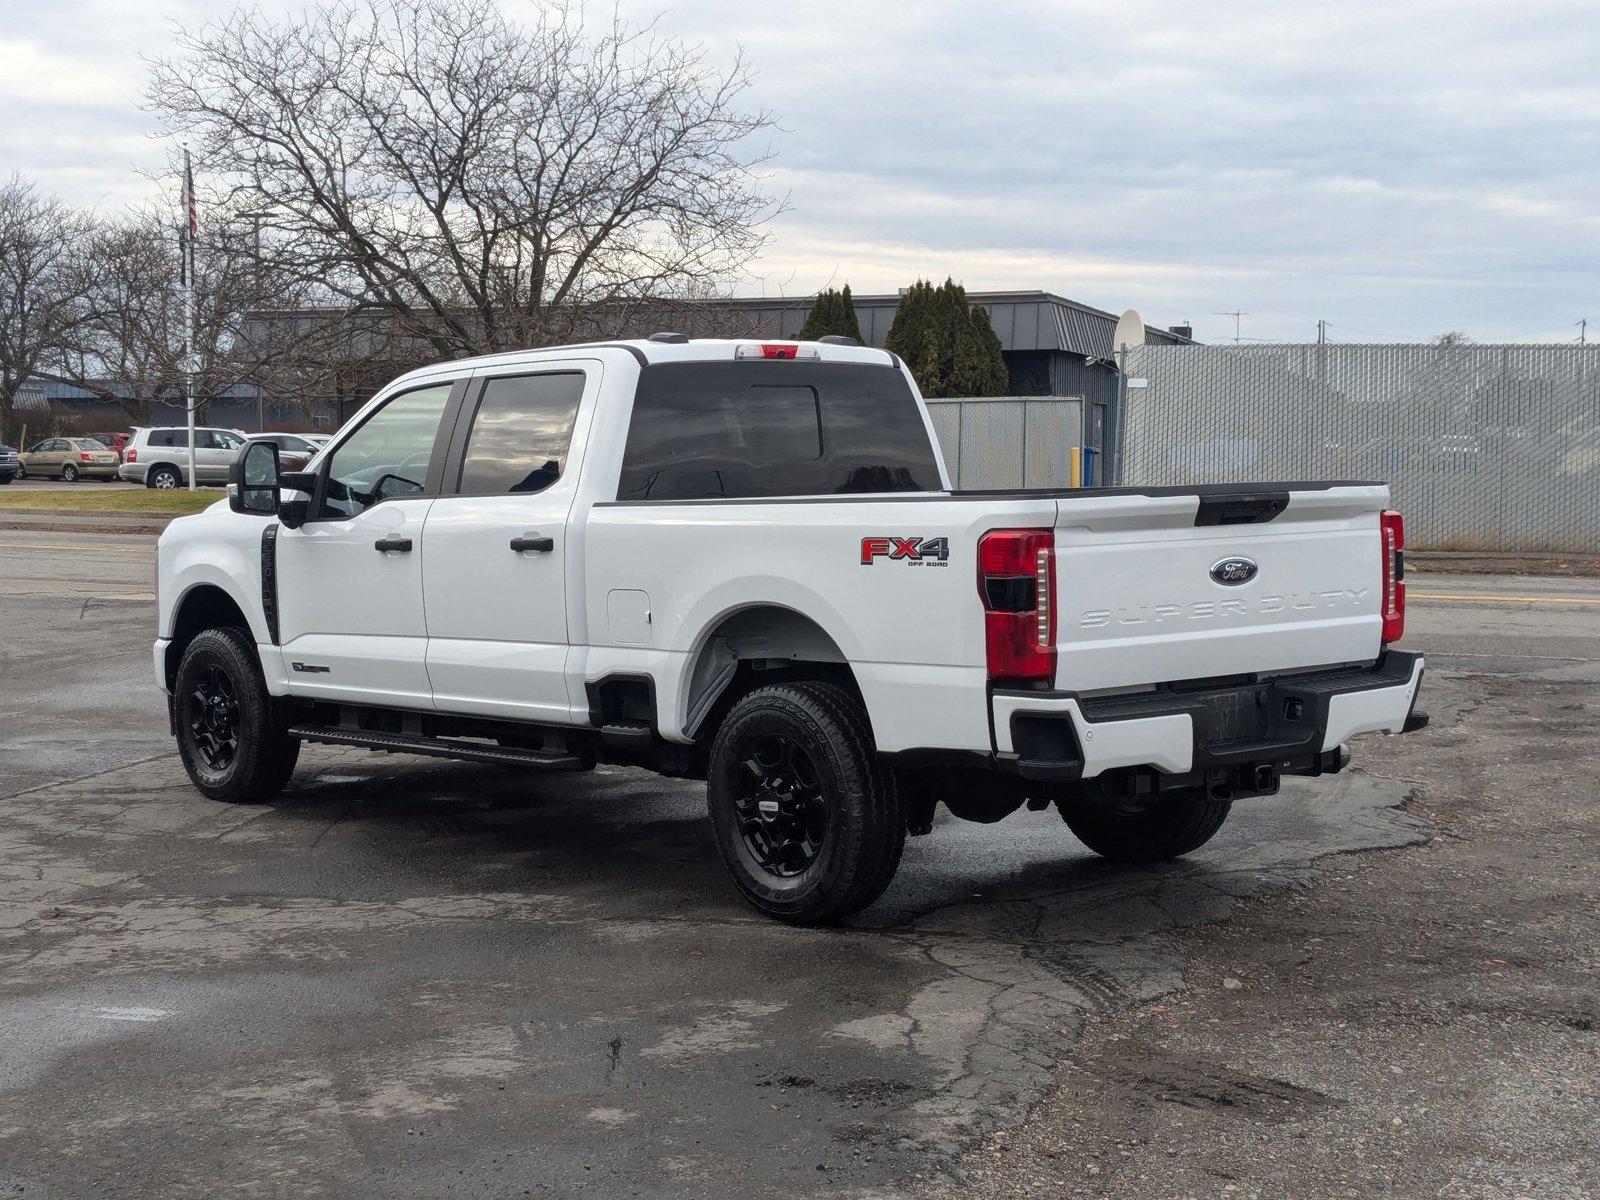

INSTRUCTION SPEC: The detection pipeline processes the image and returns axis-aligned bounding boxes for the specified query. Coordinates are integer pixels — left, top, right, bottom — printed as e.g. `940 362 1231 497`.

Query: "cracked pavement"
1 531 1594 1197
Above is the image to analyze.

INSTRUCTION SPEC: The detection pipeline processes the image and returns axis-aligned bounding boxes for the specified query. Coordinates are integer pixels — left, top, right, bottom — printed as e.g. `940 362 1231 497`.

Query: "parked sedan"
0 443 18 485
18 437 121 481
238 432 325 472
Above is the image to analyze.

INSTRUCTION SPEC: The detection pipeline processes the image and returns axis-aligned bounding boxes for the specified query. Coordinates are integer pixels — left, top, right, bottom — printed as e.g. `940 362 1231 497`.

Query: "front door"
28 440 64 475
273 379 460 708
422 366 593 724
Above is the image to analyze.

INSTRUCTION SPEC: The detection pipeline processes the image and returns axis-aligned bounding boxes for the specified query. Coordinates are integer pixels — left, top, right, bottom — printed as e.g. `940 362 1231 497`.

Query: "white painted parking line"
94 1007 172 1023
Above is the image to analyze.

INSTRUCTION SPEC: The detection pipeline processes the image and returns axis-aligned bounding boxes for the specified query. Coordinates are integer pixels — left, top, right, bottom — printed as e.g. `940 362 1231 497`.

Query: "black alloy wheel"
733 733 830 878
186 663 241 771
707 681 904 923
174 626 300 803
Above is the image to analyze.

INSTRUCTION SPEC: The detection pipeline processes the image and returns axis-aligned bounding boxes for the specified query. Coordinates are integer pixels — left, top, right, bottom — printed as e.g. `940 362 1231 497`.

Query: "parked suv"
120 426 246 488
0 443 18 485
18 437 120 481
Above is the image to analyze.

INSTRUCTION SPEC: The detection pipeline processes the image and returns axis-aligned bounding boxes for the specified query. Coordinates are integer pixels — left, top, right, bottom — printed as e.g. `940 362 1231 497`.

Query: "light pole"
180 145 198 490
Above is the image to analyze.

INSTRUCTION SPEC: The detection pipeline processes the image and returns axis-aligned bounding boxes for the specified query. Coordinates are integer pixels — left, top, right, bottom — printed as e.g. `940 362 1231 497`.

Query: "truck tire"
1060 791 1231 862
174 626 300 803
707 681 904 924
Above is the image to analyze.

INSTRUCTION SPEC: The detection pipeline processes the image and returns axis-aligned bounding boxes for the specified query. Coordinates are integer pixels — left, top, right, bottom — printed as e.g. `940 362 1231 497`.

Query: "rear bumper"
991 650 1425 782
119 462 148 483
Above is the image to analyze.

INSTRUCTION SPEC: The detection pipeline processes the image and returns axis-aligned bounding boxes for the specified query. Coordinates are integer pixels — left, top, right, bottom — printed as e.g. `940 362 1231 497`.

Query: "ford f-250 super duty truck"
155 335 1426 923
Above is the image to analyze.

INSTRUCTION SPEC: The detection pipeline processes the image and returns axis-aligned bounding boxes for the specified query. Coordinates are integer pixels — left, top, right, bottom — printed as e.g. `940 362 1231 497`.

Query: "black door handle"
373 536 413 553
509 535 554 553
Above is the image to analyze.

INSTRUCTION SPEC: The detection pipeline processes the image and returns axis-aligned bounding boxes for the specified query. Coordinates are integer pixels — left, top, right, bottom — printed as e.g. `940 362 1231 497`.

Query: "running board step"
287 726 588 770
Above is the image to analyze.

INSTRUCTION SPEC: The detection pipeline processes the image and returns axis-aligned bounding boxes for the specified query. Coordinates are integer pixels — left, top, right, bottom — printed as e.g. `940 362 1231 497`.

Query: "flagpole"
182 144 197 491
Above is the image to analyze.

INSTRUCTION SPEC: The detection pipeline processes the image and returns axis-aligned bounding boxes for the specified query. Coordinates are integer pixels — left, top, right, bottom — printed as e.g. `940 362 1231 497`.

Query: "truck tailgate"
1052 484 1388 692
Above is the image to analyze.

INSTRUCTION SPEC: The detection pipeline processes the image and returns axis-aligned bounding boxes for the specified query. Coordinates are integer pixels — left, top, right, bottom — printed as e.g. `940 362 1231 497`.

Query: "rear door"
1053 485 1388 692
201 429 244 482
421 364 595 724
274 379 462 707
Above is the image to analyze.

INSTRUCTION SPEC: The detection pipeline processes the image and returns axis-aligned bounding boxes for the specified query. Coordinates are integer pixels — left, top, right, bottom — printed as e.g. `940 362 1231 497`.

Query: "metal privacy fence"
925 396 1085 489
1121 343 1600 553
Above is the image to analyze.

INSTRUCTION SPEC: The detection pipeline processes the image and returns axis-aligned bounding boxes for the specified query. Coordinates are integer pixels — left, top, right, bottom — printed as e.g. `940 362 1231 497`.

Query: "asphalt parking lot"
1 530 1595 1198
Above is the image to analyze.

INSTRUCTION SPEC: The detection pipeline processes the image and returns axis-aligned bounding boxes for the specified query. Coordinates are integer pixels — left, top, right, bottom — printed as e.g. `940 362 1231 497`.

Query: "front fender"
158 515 272 646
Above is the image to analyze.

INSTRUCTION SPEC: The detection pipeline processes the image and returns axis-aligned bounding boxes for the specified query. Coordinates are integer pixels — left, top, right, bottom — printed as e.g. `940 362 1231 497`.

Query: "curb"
1408 550 1600 579
0 515 173 536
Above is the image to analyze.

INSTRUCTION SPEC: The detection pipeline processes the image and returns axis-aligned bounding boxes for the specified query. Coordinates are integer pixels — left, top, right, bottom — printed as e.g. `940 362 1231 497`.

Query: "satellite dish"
1111 309 1146 355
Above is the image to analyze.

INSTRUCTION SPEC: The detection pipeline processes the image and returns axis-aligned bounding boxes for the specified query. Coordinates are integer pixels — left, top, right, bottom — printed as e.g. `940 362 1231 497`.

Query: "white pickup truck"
155 335 1426 922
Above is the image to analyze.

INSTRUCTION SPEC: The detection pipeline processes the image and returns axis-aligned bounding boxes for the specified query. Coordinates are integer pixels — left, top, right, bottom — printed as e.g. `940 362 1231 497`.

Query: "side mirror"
229 441 280 515
278 470 318 530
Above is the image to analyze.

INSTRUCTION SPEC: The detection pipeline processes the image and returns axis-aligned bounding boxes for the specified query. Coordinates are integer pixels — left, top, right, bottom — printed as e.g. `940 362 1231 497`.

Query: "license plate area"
1194 684 1272 745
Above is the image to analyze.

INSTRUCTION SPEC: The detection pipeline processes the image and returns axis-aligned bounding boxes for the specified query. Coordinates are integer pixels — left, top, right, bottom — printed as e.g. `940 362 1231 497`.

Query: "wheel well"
165 584 252 688
683 605 861 750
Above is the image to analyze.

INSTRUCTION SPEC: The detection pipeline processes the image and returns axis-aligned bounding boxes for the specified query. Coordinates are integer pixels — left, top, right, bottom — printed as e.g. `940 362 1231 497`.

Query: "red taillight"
125 447 137 462
80 452 94 462
734 342 820 360
1380 509 1405 644
978 528 1056 684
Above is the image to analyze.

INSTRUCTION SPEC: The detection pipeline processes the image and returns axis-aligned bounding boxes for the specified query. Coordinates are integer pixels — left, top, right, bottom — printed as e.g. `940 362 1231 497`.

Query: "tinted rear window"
617 362 940 500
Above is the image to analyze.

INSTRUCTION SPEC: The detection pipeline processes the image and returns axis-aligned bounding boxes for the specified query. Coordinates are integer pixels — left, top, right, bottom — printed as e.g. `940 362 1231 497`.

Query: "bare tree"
0 175 88 445
47 206 311 427
147 0 780 361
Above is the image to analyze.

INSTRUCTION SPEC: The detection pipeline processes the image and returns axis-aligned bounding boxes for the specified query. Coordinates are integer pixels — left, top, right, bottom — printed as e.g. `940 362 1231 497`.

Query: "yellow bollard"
1069 446 1082 487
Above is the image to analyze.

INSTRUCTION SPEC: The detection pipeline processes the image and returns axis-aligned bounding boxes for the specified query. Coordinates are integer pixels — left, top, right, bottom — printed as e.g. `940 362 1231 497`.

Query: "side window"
318 382 453 518
207 430 243 452
456 372 584 495
151 430 184 448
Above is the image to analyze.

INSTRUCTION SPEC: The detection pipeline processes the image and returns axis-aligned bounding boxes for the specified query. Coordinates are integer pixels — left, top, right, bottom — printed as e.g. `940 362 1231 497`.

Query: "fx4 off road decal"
860 536 950 566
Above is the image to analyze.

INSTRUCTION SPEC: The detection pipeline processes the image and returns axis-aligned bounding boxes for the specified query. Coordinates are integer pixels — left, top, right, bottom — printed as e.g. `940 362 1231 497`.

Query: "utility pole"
1579 318 1588 347
1317 319 1328 346
1213 310 1248 345
180 145 198 491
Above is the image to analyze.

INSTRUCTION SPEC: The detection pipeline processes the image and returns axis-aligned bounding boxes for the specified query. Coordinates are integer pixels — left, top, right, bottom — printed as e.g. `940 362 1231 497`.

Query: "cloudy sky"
4 0 1596 344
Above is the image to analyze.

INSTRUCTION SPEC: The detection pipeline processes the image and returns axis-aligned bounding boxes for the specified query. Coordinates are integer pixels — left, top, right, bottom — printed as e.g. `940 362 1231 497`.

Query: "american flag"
180 148 197 289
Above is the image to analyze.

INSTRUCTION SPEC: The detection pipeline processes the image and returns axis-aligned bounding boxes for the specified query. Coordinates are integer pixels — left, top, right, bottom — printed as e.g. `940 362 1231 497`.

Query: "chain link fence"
1120 343 1600 553
925 397 1085 489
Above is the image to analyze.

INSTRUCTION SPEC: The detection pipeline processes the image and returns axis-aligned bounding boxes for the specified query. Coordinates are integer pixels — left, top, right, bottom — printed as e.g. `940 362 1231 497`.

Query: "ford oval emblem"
1210 556 1259 586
